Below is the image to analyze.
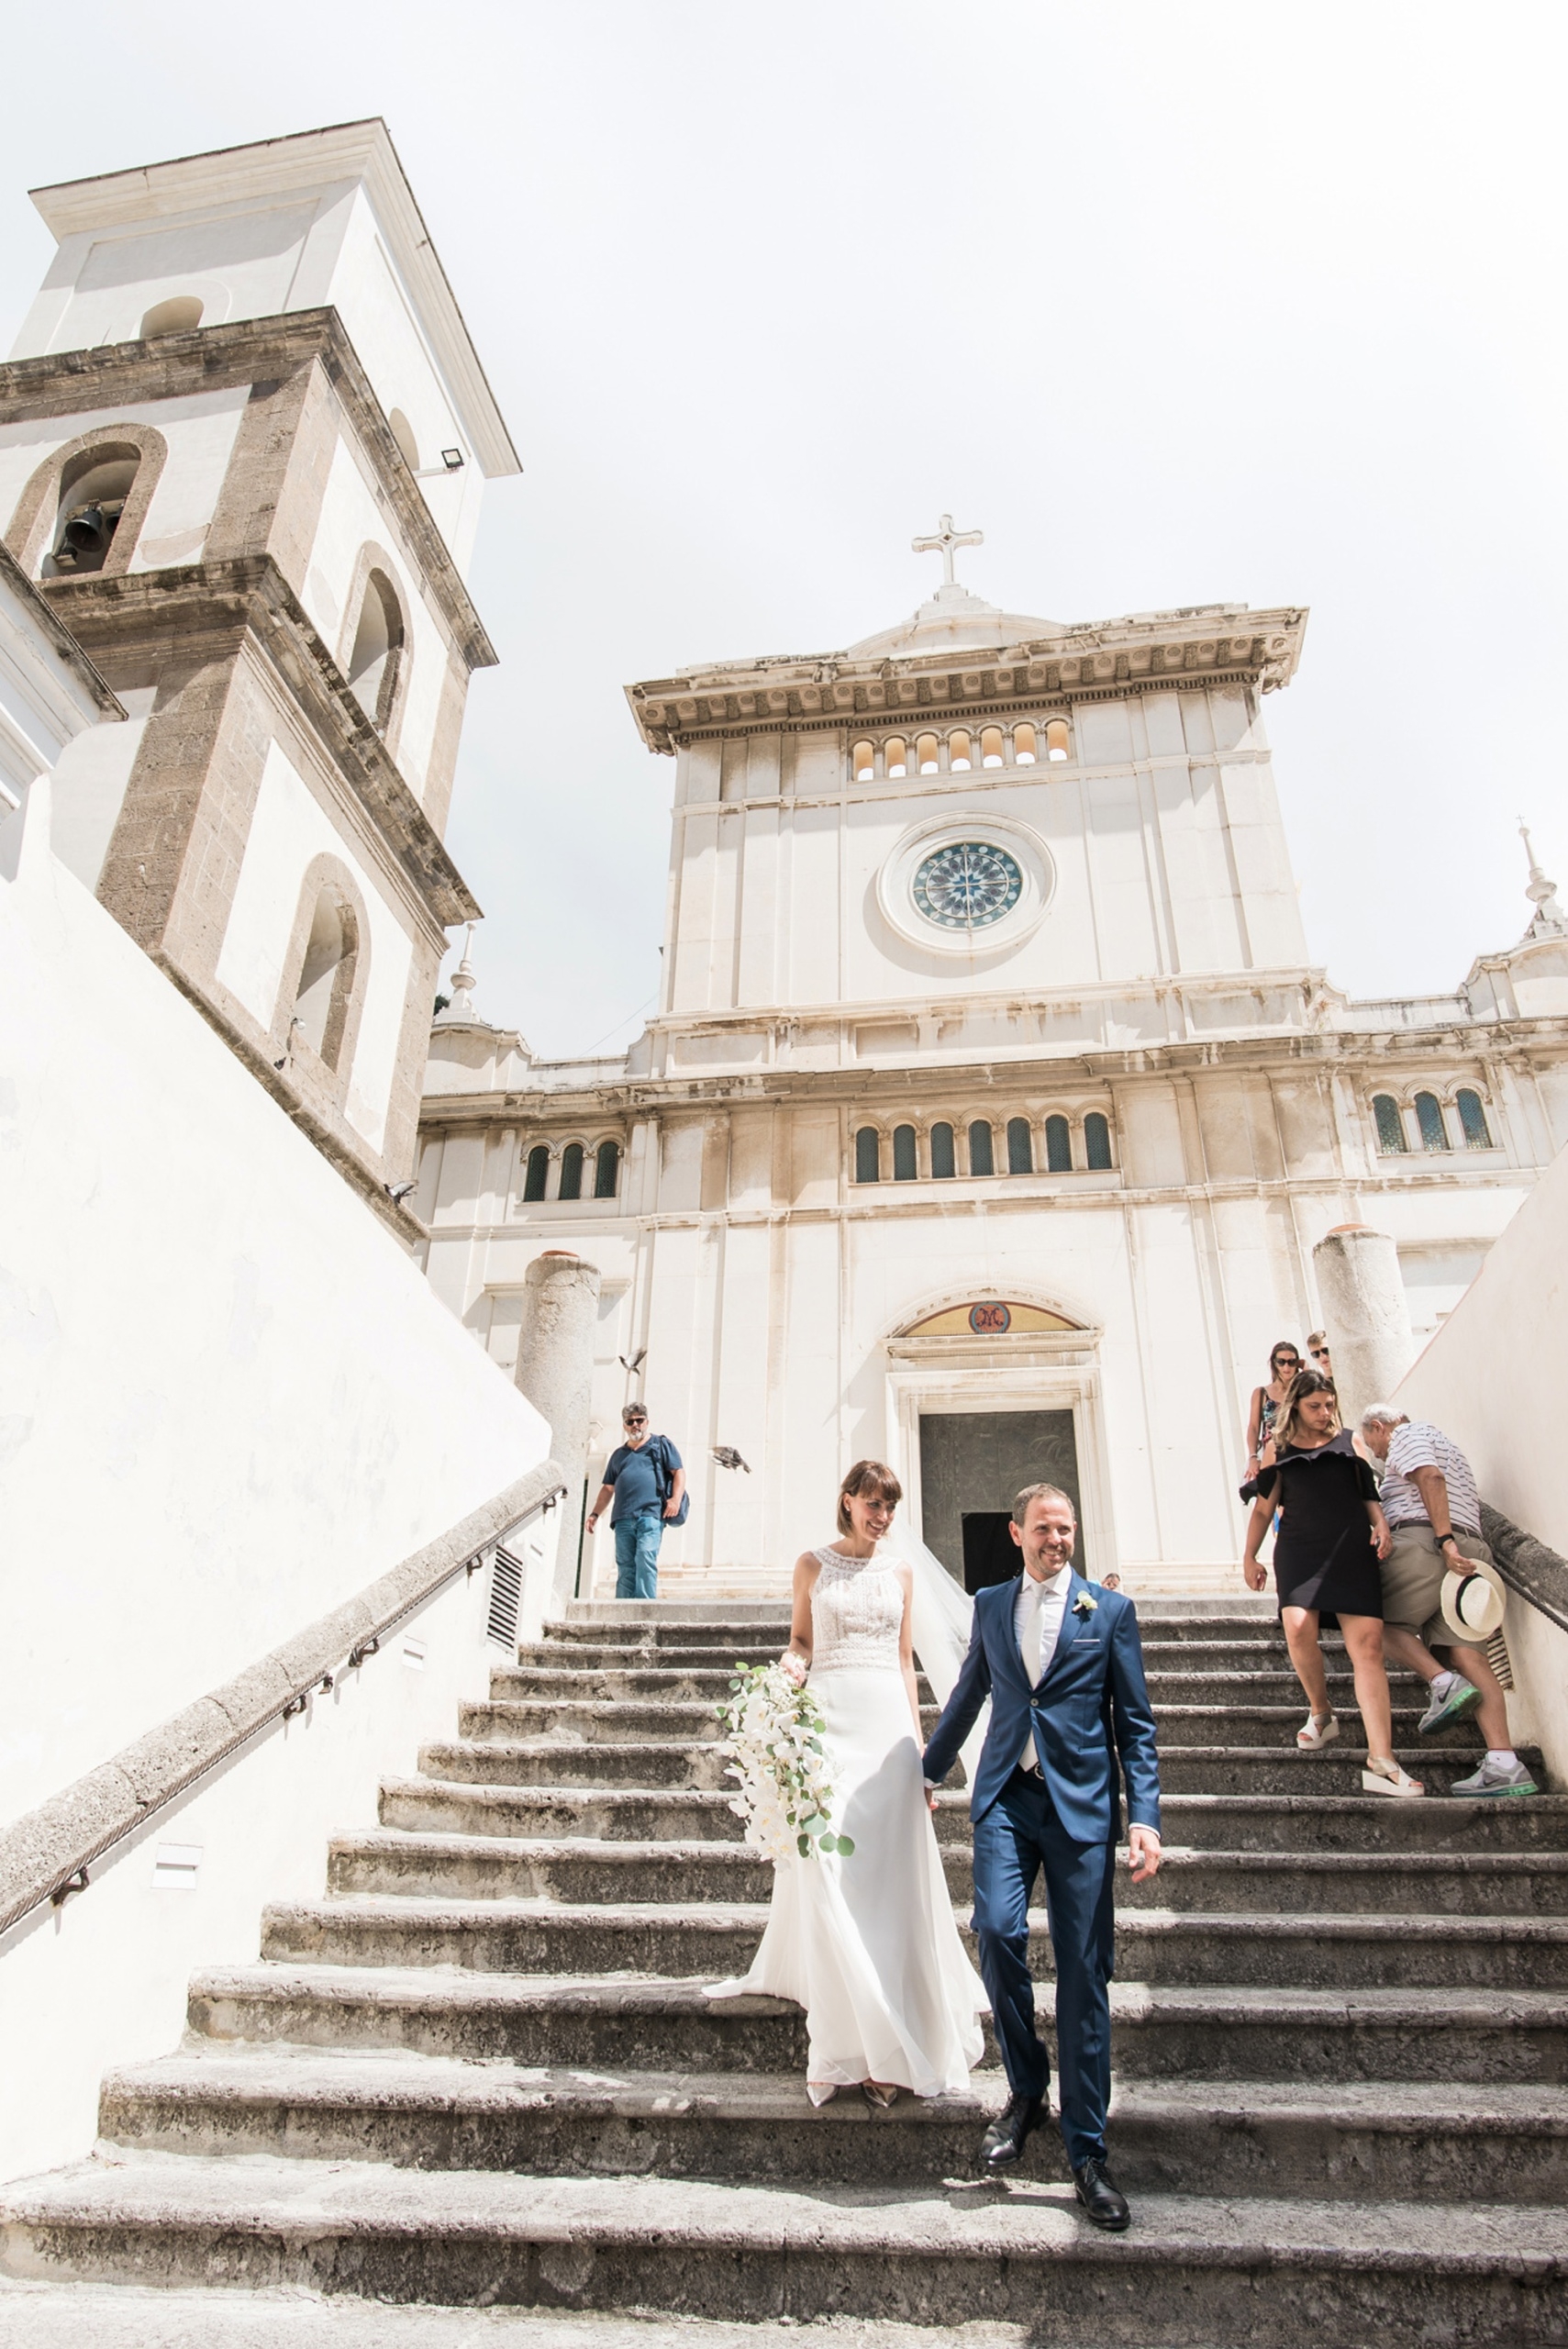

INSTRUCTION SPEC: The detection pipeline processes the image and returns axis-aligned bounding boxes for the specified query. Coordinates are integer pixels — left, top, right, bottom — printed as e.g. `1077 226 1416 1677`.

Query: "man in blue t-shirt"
585 1403 685 1599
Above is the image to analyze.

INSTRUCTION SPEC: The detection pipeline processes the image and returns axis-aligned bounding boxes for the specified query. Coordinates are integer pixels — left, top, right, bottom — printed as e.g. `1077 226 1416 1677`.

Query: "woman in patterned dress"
707 1460 987 2106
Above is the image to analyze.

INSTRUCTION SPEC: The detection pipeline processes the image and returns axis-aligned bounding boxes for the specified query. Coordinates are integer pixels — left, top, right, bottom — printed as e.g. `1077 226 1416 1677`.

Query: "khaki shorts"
1381 1524 1494 1651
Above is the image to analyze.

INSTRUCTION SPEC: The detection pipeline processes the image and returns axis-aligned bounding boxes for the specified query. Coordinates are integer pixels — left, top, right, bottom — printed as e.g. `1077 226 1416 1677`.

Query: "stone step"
383 1775 1568 1857
460 1699 945 1746
517 1643 793 1672
188 1962 1568 2087
0 2283 1022 2349
95 2051 1568 2204
423 1733 1544 1798
492 1665 940 1704
420 1740 734 1789
328 1828 1568 1919
259 1892 1568 1990
1150 1745 1545 1797
492 1666 1436 1720
1158 1790 1568 1852
6 2155 1565 2343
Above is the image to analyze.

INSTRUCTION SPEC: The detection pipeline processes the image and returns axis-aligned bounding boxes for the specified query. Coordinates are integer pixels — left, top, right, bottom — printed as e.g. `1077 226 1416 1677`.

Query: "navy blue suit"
921 1570 1161 2166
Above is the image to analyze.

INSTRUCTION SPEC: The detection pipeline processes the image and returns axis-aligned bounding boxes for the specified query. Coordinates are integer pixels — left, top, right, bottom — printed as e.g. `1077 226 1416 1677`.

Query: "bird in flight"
712 1445 751 1473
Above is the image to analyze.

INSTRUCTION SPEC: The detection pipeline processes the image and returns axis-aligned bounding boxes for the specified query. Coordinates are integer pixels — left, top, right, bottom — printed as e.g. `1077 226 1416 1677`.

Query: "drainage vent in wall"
487 1545 523 1651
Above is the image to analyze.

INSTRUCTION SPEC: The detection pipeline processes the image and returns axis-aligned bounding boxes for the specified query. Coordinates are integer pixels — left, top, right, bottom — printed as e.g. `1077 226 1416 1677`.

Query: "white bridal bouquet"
717 1661 855 1864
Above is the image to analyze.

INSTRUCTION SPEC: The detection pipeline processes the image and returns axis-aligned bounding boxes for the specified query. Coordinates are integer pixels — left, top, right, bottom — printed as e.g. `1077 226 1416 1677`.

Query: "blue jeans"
971 1766 1118 2168
614 1512 663 1599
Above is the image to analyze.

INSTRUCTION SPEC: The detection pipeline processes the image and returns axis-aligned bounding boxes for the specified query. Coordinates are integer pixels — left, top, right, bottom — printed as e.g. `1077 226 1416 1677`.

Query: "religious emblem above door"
902 1300 1080 1338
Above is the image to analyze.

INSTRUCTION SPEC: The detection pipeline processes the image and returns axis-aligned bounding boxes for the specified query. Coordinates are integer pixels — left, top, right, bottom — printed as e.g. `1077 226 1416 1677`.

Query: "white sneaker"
1450 1755 1538 1798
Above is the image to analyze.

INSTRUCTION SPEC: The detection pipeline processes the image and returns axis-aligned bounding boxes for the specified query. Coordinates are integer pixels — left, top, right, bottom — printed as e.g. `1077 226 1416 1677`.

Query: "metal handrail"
0 1460 566 1941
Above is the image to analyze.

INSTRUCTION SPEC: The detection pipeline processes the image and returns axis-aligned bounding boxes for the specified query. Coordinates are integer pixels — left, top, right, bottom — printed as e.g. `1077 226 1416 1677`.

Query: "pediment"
900 1299 1081 1338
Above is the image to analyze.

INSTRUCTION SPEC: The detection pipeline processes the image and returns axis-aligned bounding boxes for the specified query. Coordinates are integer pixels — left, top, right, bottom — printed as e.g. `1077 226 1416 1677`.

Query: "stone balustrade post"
515 1250 601 1609
1312 1223 1416 1431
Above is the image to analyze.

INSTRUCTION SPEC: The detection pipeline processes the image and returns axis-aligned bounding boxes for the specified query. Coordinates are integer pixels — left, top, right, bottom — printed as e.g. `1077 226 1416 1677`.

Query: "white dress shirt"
1015 1564 1072 1772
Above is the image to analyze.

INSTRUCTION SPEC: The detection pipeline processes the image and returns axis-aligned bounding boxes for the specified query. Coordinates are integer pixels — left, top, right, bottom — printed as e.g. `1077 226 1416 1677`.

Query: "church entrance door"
917 1408 1085 1591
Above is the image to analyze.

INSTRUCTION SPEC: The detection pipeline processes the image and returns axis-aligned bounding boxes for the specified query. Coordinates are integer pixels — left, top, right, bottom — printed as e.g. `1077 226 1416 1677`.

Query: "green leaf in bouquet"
796 1832 812 1857
818 1831 837 1853
835 1835 855 1856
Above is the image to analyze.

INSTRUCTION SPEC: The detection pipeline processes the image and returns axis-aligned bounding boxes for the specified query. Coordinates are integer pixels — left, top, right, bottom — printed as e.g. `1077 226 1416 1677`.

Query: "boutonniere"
1073 1590 1098 1616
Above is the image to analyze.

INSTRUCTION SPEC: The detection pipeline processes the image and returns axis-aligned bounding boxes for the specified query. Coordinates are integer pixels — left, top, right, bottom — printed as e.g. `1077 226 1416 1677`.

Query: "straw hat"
1440 1555 1507 1642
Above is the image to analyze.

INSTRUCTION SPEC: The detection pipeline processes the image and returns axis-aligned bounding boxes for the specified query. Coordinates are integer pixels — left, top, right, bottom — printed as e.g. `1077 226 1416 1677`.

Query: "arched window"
893 1123 918 1180
969 1119 995 1176
595 1139 620 1197
1045 1114 1073 1173
346 570 406 735
1456 1088 1493 1150
1415 1092 1449 1152
855 1125 881 1184
292 886 359 1070
930 1120 956 1179
851 739 875 783
559 1141 585 1200
1084 1111 1113 1171
916 732 940 775
1373 1095 1407 1154
140 295 204 339
49 448 141 575
884 736 907 779
1006 1117 1033 1174
522 1144 550 1202
387 408 420 472
1013 722 1038 765
948 729 973 772
1045 718 1071 762
979 725 1005 768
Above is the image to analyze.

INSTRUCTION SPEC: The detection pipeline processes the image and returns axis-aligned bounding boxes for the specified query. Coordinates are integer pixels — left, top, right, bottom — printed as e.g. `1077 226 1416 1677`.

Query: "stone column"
515 1250 601 1609
1312 1224 1416 1430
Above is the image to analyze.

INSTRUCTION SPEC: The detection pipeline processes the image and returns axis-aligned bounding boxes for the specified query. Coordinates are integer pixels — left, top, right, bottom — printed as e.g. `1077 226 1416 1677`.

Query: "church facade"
419 551 1568 1594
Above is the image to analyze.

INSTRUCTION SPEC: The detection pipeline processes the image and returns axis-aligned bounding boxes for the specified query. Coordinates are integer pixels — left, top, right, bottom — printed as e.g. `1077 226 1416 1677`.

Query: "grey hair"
1360 1404 1407 1432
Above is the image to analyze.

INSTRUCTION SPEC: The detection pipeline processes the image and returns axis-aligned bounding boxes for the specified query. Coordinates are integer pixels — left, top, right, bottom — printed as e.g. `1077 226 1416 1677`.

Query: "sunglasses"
1273 1355 1299 1368
1310 1346 1330 1358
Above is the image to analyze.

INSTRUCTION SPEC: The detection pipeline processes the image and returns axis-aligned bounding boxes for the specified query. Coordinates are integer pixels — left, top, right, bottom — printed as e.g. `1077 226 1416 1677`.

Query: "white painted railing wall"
1395 1140 1568 1782
0 768 557 2181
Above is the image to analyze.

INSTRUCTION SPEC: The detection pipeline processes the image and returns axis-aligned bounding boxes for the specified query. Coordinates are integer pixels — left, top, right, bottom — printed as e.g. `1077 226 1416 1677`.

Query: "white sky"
4 3 1565 1059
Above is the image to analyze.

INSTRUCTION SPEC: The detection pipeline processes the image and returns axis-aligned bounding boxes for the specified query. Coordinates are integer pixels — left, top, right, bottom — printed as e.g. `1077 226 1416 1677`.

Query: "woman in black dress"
1242 1367 1422 1798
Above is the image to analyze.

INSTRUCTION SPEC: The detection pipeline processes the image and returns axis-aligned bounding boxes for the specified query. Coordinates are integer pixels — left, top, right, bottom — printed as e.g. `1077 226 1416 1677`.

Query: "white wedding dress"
708 1545 987 2099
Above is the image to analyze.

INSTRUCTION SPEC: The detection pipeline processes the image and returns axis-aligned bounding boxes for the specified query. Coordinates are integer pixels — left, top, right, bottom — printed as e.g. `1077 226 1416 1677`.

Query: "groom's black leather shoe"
1073 2155 1130 2231
979 2091 1044 2169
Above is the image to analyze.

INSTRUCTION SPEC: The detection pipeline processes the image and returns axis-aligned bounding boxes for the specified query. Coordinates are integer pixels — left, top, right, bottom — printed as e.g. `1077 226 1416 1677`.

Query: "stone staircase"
4 1597 1568 2344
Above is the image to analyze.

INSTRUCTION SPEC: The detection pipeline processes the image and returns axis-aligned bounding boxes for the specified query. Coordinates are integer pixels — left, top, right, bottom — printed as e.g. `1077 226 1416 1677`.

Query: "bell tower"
0 121 520 1218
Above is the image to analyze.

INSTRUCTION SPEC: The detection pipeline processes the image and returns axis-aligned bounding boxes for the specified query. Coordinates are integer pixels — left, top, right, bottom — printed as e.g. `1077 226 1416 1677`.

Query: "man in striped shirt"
1358 1408 1535 1798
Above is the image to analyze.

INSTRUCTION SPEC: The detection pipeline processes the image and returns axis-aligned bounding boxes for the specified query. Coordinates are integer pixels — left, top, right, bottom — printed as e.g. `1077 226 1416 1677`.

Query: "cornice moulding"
625 607 1308 753
0 310 497 670
45 555 480 930
416 1015 1566 1125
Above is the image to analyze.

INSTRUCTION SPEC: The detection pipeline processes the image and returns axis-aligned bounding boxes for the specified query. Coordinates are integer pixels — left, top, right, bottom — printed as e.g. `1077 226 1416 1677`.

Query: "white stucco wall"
1 769 548 1823
664 689 1308 1024
0 1542 550 2188
1395 1140 1568 1781
10 173 490 572
299 433 446 797
215 737 415 1152
0 388 249 574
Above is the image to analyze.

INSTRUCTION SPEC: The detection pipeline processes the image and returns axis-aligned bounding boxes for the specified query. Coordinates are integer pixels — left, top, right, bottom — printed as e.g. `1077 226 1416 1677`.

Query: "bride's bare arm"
781 1553 819 1686
895 1562 922 1735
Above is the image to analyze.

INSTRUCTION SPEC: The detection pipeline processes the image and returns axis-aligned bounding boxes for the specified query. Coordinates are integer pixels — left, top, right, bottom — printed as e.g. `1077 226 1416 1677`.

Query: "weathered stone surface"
7 1594 1568 2341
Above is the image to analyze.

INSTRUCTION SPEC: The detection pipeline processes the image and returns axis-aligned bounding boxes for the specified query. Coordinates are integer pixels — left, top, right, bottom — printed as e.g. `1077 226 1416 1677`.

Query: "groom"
922 1483 1161 2231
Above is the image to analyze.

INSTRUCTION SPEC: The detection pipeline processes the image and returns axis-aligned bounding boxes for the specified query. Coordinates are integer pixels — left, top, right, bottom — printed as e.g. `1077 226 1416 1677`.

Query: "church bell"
53 495 126 570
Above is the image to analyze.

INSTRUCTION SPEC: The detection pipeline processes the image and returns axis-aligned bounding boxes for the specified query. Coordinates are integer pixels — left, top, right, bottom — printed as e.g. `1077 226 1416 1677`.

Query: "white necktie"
1020 1577 1044 1686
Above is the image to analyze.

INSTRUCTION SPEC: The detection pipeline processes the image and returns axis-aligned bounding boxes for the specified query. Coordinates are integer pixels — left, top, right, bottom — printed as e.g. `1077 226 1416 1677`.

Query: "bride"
708 1459 987 2106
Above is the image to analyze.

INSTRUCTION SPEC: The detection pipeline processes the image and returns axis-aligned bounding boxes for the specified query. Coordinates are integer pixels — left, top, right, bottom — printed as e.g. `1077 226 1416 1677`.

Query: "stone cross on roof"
912 513 983 588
